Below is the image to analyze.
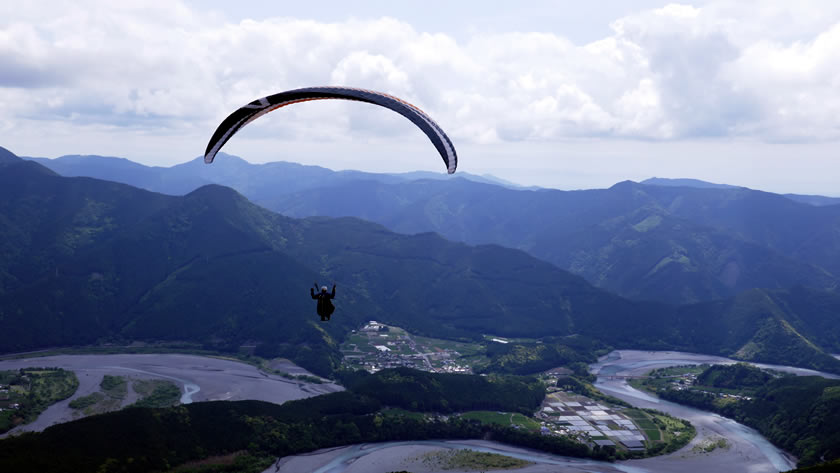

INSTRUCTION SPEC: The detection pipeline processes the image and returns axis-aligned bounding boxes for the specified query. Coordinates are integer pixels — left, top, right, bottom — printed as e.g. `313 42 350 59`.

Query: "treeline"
0 368 78 434
338 367 545 414
695 363 781 389
656 364 840 467
479 336 604 375
0 391 597 473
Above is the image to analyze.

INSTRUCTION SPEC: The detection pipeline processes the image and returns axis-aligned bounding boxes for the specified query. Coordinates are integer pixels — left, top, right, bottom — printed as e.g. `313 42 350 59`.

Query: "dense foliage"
0 368 78 434
257 168 840 304
339 367 545 414
655 364 840 467
695 363 777 389
130 380 181 408
0 370 592 473
30 150 840 306
479 336 603 375
2 152 840 377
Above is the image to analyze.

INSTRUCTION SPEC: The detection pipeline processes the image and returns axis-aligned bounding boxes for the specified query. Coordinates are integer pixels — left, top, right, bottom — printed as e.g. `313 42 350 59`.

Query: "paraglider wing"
204 86 457 174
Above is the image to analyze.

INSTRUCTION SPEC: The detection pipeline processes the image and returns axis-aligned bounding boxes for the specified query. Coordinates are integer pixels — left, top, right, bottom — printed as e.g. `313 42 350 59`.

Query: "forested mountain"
641 176 840 207
656 363 840 467
0 154 647 374
27 152 840 305
640 177 739 189
24 152 507 199
0 146 20 164
269 178 840 304
0 369 585 473
3 148 840 375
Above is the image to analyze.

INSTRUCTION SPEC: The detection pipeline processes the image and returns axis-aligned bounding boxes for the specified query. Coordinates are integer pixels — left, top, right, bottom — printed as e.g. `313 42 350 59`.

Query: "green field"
623 409 662 442
132 379 181 408
68 376 127 415
418 449 533 471
644 428 662 441
68 392 105 411
101 375 128 399
460 410 541 430
0 368 79 433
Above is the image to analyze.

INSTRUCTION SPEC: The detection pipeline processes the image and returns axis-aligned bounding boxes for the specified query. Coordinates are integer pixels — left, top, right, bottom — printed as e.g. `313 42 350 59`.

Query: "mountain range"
22 151 840 305
2 145 840 376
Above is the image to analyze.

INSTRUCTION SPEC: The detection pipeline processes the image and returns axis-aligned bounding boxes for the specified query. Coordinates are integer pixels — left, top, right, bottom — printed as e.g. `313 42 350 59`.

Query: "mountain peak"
181 152 251 168
185 183 244 201
0 146 22 164
0 159 59 177
608 180 640 190
642 177 739 190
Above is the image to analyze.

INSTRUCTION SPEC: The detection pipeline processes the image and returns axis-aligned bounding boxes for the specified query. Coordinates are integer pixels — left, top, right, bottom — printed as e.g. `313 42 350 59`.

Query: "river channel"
267 350 828 473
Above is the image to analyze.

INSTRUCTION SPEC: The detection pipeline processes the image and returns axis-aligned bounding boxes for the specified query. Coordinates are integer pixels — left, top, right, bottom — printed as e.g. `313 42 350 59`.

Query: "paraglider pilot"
311 282 336 321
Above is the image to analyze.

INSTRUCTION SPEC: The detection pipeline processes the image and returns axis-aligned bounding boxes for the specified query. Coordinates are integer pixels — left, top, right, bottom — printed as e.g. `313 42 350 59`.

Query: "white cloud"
0 1 839 179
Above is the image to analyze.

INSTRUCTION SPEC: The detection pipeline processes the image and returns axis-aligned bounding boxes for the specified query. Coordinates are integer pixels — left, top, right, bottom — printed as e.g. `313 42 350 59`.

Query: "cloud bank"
0 1 838 178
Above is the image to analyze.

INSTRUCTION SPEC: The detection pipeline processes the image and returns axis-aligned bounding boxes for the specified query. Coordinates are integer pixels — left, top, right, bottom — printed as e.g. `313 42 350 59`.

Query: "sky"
1 1 839 194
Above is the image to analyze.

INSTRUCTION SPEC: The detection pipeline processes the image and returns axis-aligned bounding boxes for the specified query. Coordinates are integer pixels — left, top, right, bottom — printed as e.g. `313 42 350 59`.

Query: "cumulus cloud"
1 0 840 157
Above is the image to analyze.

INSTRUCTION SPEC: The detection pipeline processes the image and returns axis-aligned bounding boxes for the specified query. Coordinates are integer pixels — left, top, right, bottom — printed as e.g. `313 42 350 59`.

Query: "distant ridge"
784 193 840 207
641 177 740 189
0 145 21 164
10 148 840 304
2 157 840 375
642 177 840 206
23 152 520 193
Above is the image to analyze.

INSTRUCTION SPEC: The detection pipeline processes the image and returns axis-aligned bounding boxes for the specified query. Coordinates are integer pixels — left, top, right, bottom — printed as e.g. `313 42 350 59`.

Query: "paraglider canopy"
204 86 458 174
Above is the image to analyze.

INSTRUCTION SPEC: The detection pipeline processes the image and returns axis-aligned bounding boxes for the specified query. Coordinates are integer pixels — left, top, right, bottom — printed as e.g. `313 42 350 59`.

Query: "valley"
0 354 341 437
1 148 839 471
1 333 826 472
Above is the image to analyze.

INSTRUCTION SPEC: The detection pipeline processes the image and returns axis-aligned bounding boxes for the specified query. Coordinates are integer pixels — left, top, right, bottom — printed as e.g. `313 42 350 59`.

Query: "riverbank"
0 353 342 437
268 440 636 473
265 350 813 473
592 350 799 473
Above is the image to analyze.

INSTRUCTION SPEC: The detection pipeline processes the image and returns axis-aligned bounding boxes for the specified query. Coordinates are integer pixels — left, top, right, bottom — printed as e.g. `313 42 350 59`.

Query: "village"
630 365 755 402
340 321 475 374
0 372 27 414
0 382 21 412
339 321 687 454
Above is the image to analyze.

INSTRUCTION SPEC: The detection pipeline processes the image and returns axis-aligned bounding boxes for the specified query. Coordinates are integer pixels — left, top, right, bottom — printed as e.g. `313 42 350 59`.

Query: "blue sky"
1 1 839 194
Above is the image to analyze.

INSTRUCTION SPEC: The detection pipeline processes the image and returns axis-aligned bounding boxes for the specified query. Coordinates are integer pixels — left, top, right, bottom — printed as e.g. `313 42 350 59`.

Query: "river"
265 350 833 473
0 353 342 437
0 351 824 471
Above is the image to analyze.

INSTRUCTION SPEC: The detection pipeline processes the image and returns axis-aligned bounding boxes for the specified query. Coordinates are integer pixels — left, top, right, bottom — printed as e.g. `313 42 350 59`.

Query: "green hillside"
2 153 840 376
267 178 840 304
25 151 840 305
0 368 587 473
656 363 840 467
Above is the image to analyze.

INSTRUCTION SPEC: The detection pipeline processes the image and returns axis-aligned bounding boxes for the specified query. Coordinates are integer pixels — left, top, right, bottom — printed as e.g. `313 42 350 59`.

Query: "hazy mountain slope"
641 176 840 206
0 146 20 164
0 160 172 295
26 152 507 198
269 178 839 303
25 152 840 304
675 289 840 372
0 158 666 372
637 183 840 276
783 194 840 207
641 177 739 189
0 161 345 372
3 151 840 374
533 208 837 303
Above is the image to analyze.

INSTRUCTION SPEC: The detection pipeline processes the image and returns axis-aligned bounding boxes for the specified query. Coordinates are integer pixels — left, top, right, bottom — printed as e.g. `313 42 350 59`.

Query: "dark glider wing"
204 86 457 174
